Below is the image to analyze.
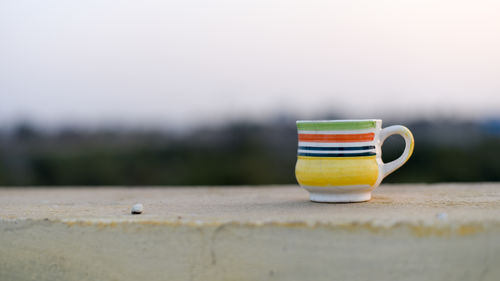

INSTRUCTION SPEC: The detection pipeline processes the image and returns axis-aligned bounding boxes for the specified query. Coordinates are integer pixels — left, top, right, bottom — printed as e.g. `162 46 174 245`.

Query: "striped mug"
295 119 414 203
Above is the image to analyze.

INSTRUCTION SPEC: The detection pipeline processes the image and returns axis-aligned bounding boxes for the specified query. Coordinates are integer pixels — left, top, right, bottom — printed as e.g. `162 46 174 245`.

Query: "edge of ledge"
2 217 499 238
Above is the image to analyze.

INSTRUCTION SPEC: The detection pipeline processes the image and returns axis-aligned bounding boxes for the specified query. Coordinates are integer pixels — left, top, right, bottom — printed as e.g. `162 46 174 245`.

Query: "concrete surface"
1 184 500 281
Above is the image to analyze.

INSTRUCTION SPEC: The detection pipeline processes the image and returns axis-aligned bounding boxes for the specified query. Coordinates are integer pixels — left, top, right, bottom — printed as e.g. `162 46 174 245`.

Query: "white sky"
1 0 499 128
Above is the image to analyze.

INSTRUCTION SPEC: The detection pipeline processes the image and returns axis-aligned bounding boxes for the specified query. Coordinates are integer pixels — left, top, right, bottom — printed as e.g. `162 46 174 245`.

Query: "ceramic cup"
295 119 414 203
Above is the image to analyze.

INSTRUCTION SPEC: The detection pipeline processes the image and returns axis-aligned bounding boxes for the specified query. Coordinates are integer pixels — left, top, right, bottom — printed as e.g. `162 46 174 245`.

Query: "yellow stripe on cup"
295 156 379 186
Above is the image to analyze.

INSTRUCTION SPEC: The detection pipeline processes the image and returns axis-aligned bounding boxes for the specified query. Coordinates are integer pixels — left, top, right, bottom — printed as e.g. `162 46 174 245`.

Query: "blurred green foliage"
0 119 499 186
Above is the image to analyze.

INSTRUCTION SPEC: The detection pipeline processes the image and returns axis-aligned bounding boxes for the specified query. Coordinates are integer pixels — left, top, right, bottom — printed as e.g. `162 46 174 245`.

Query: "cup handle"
379 125 415 179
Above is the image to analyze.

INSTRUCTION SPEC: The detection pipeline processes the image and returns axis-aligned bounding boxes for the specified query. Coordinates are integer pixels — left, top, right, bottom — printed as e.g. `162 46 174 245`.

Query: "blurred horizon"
1 114 500 133
1 116 500 186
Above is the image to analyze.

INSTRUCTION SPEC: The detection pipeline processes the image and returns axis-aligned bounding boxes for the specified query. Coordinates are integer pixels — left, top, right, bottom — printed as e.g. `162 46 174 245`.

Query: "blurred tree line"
0 118 499 186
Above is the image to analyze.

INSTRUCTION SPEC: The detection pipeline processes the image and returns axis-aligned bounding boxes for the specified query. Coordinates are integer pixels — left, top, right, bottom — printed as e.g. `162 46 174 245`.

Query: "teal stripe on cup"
297 121 376 131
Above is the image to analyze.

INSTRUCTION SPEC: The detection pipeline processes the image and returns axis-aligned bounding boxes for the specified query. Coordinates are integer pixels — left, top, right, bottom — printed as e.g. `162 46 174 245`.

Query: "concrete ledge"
1 184 500 280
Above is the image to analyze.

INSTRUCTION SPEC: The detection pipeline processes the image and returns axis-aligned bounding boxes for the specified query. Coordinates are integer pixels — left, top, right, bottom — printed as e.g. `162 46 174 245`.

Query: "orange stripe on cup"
298 133 375 142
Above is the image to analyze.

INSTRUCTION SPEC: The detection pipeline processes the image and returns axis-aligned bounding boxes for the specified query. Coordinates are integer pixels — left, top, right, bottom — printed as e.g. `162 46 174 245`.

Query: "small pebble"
131 203 144 215
436 212 448 221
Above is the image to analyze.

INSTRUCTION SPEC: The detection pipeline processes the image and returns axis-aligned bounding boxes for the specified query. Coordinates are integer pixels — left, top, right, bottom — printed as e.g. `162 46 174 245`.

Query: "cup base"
309 192 371 203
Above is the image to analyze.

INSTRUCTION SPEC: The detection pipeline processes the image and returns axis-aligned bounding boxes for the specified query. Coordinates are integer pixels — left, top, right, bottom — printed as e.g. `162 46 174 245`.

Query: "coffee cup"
295 119 414 202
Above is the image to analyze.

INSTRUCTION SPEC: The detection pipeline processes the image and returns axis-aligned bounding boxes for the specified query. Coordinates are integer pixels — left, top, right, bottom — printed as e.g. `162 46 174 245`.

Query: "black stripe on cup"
298 152 376 157
298 145 375 151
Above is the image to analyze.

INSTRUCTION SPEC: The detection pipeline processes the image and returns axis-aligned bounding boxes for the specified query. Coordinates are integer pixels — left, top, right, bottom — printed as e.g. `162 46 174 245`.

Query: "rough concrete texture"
1 184 500 281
